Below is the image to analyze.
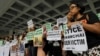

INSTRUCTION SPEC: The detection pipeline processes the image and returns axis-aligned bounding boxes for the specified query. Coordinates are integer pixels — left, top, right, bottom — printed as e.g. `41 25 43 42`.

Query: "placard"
63 23 88 51
44 23 52 31
57 17 68 25
47 30 61 41
26 31 34 41
27 19 34 28
33 28 43 47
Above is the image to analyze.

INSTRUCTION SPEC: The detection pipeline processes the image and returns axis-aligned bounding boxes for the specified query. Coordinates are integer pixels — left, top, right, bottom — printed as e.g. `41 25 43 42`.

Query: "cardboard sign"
26 31 34 41
63 23 88 51
47 30 61 41
33 28 43 47
44 23 52 31
27 19 34 28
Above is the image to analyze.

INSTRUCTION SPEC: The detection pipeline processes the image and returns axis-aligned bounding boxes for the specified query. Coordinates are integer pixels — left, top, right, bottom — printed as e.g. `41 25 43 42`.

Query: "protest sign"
57 17 68 25
33 28 43 47
47 30 61 41
44 23 52 31
63 23 88 51
27 19 34 28
26 31 34 41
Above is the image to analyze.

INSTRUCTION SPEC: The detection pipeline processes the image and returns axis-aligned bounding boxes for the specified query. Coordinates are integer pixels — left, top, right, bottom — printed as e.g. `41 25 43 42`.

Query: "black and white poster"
47 30 61 41
63 23 88 51
27 19 34 28
57 17 68 25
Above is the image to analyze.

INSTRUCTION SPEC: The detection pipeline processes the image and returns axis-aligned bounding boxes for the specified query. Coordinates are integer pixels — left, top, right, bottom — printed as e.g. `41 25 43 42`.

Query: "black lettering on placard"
64 39 85 45
66 29 71 34
77 25 82 32
65 33 85 39
65 26 82 34
73 27 77 32
67 35 75 38
48 34 59 36
80 39 85 45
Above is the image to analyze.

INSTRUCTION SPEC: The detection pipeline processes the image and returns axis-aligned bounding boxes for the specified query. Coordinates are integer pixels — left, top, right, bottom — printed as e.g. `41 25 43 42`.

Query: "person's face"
67 12 73 19
19 35 22 40
30 27 35 31
43 25 46 31
54 26 58 30
69 4 80 15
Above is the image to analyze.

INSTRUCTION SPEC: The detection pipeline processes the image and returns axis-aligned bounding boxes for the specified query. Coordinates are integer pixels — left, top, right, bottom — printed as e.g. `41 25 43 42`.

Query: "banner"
44 23 52 31
63 23 88 51
27 19 34 28
47 30 61 41
26 31 34 41
33 28 43 47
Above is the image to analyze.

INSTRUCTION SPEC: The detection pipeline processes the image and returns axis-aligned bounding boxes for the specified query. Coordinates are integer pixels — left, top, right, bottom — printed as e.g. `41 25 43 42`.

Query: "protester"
25 26 38 56
64 11 77 56
43 25 63 56
67 1 100 56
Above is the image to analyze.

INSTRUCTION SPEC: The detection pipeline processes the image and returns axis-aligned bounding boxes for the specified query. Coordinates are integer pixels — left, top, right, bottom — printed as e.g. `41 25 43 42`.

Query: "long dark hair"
69 1 85 14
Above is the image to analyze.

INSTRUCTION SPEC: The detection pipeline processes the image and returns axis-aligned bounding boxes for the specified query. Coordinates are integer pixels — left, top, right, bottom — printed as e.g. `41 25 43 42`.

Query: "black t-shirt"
76 12 100 49
25 40 37 56
43 36 62 55
25 40 33 48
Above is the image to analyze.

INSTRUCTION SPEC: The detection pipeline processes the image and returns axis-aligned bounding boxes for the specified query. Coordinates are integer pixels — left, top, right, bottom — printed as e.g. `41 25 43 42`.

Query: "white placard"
63 16 68 24
27 19 34 28
63 23 88 51
47 30 61 41
57 16 68 25
57 18 62 24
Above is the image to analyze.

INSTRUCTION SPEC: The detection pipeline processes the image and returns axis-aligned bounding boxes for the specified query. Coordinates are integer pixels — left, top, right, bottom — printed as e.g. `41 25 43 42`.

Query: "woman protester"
25 26 38 56
43 25 63 56
67 1 100 56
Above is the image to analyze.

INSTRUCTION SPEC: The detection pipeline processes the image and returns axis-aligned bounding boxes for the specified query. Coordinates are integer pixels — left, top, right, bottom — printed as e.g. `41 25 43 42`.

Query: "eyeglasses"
69 6 77 9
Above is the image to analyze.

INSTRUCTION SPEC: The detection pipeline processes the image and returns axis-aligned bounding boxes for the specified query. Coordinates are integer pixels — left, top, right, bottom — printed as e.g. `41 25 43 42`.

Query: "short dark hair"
69 1 85 14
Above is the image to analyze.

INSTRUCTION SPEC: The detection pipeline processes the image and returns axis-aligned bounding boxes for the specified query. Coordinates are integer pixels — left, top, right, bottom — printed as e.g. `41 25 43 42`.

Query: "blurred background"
0 0 100 37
